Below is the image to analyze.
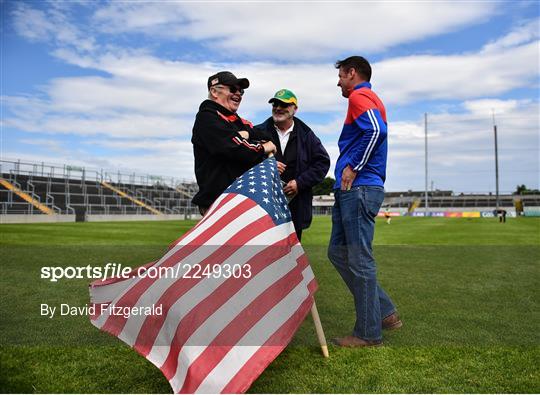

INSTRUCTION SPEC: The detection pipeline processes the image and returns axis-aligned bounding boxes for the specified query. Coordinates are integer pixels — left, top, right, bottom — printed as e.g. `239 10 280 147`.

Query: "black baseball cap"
207 71 250 90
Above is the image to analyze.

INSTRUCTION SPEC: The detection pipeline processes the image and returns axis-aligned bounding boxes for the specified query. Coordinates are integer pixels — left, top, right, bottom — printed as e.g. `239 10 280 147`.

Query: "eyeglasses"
272 101 293 109
214 84 244 96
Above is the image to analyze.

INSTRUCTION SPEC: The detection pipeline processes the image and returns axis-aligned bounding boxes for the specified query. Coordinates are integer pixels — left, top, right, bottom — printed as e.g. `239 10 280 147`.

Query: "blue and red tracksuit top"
334 82 388 189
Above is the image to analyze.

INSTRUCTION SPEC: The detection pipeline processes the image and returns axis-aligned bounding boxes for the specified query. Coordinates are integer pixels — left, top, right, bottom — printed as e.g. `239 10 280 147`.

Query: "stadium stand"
2 159 539 221
313 190 540 215
0 159 199 219
0 178 54 214
416 194 516 209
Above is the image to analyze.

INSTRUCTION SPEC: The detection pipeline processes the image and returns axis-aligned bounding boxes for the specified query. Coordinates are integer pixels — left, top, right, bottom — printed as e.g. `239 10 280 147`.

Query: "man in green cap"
255 89 330 241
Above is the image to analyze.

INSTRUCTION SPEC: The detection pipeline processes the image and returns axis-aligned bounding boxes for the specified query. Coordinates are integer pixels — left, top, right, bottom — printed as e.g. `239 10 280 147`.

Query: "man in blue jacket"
255 89 330 241
329 56 401 348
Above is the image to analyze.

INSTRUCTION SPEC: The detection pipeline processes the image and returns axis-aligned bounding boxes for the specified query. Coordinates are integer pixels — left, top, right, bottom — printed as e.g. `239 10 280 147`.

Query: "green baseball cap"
268 89 298 106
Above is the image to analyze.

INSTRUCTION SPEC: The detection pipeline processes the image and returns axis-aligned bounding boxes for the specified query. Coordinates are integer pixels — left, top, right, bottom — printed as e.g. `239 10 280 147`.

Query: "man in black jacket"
255 89 330 240
191 71 276 215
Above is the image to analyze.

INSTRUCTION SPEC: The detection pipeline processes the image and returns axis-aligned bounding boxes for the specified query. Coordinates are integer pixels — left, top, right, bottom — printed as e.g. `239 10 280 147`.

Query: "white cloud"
1 147 196 183
482 18 540 53
11 3 54 42
18 138 66 154
11 1 96 52
45 75 196 115
3 109 193 139
389 99 538 152
5 97 538 192
92 2 497 60
376 41 539 104
309 118 345 136
4 35 538 140
93 3 188 34
5 2 539 193
384 99 539 192
86 138 191 152
462 99 519 115
6 2 538 133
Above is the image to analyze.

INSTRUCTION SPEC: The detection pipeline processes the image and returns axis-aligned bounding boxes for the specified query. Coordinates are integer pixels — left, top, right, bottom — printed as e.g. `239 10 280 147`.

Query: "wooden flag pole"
311 301 329 357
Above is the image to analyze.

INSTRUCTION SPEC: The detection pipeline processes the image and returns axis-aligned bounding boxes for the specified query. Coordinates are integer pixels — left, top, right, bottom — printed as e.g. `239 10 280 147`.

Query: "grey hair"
208 85 222 100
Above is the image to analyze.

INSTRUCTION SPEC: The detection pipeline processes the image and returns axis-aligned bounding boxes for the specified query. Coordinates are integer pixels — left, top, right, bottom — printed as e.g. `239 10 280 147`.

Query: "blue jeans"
328 186 396 341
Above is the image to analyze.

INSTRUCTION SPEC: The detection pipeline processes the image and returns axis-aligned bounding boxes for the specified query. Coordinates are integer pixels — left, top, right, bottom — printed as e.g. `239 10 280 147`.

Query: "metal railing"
0 158 198 215
1 158 197 190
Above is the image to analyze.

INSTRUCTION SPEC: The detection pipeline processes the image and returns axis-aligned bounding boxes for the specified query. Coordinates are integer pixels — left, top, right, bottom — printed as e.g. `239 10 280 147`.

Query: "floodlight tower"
492 110 500 209
424 113 429 214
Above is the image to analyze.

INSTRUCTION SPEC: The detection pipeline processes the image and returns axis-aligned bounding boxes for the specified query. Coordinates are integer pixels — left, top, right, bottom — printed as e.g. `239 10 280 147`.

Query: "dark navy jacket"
255 117 330 230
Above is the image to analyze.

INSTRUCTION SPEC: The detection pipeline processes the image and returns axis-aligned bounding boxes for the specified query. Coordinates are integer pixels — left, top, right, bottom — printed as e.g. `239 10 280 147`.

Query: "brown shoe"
332 335 382 348
382 312 403 330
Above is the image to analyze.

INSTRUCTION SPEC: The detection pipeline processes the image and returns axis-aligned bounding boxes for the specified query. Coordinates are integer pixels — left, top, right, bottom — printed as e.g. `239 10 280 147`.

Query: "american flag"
89 157 317 393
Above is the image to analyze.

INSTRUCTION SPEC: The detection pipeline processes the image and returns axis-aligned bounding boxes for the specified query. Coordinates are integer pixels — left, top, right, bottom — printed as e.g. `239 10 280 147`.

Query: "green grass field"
1 217 539 393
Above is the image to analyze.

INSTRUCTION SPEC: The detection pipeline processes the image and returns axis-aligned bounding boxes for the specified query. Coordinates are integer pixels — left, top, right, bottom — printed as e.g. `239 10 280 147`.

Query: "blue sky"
2 0 539 193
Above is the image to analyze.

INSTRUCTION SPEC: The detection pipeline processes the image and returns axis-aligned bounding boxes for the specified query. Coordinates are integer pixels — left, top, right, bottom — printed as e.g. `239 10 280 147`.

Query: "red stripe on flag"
221 295 314 394
167 194 237 251
100 198 256 336
176 254 305 392
133 214 278 354
161 232 299 380
307 278 318 294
